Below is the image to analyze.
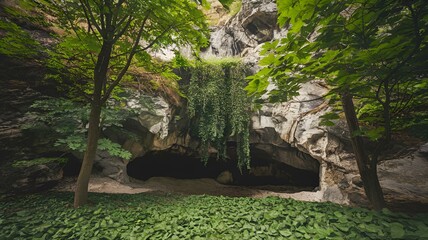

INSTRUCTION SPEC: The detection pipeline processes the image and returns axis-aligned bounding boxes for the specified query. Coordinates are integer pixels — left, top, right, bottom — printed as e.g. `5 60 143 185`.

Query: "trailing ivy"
187 60 251 170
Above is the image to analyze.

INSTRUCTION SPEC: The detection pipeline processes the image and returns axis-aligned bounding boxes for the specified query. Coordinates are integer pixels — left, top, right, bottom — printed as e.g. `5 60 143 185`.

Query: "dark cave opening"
127 150 228 180
242 147 320 187
126 146 320 189
62 154 82 177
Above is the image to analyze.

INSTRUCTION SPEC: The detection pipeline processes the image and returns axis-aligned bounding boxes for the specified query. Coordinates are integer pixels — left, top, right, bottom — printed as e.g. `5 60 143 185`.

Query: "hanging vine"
187 60 251 171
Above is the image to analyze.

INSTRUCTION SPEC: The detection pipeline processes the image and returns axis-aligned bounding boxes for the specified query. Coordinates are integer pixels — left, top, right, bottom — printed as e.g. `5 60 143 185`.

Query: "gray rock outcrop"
203 0 278 57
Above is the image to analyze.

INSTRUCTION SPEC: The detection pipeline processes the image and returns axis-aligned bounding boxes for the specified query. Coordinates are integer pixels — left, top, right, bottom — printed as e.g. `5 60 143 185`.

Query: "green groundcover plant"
1 192 427 239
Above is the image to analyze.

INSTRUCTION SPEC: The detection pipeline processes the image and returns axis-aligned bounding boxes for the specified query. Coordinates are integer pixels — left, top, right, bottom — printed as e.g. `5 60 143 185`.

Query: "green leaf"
259 53 276 66
365 127 385 141
390 223 405 239
335 224 350 232
279 229 292 237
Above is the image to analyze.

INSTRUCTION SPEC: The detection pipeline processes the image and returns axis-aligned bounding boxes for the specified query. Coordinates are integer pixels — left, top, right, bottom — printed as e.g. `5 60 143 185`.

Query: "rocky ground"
54 176 324 202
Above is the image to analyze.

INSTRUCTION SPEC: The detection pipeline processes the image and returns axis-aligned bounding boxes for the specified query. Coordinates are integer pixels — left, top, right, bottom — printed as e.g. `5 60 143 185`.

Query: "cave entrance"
127 150 228 180
126 145 320 190
241 146 320 189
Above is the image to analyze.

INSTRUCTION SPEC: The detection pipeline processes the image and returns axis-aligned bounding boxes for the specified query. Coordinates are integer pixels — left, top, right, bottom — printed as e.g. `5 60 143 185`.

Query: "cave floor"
53 176 428 213
53 176 324 202
53 152 428 213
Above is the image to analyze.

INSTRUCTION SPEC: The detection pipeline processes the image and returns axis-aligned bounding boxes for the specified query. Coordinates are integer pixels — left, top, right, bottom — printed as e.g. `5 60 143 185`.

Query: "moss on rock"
12 157 67 168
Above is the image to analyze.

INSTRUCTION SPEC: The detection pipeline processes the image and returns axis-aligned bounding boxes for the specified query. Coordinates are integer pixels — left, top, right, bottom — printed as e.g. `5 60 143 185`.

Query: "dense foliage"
248 0 428 141
0 20 41 58
247 0 428 210
0 1 45 59
24 98 136 159
1 192 427 239
41 0 208 100
249 0 428 139
187 61 251 170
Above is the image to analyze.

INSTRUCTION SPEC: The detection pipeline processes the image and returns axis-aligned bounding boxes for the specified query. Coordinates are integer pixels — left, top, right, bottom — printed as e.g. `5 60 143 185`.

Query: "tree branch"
111 0 126 25
112 15 133 43
79 1 99 40
381 4 422 94
80 0 104 36
101 20 147 103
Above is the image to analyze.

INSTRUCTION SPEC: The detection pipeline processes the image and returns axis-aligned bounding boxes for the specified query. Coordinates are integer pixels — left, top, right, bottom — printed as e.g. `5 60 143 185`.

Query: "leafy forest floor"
2 155 428 239
1 192 428 239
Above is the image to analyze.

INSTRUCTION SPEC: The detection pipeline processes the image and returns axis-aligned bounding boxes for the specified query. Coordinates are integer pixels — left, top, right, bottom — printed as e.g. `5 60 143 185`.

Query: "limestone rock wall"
251 80 360 204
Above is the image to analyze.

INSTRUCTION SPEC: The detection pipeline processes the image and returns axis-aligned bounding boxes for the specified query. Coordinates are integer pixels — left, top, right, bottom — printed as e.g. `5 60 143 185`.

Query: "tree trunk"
341 91 386 210
73 100 101 207
383 97 392 145
74 42 113 208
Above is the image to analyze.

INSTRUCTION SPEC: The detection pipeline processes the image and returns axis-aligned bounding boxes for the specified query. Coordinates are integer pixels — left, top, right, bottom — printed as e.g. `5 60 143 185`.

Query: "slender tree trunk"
74 42 113 208
341 91 386 210
73 99 101 207
383 97 392 145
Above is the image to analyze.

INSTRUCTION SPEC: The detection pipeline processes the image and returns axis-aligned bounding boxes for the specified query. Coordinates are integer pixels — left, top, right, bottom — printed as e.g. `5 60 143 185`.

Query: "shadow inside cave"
126 146 320 192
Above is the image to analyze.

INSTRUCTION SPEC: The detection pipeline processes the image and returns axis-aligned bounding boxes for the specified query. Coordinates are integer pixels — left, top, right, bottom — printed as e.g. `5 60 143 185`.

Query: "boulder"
378 144 428 204
93 151 129 183
216 170 233 185
419 142 428 157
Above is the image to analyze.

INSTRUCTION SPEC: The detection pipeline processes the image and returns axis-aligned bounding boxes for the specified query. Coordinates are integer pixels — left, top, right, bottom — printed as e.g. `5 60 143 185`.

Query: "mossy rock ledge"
0 157 67 193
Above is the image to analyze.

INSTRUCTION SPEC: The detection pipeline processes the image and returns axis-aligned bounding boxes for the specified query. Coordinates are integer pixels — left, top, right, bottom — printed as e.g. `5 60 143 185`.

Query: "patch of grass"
228 0 242 16
12 157 67 168
0 192 427 239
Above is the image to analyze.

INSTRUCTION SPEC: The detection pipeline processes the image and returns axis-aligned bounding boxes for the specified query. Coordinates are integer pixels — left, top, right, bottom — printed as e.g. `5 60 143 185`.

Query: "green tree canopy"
247 0 428 210
248 0 428 140
37 0 210 207
44 0 209 100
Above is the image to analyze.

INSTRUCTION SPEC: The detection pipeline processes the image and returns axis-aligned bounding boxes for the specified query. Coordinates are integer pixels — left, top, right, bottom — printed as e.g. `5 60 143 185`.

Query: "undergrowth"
1 192 427 239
